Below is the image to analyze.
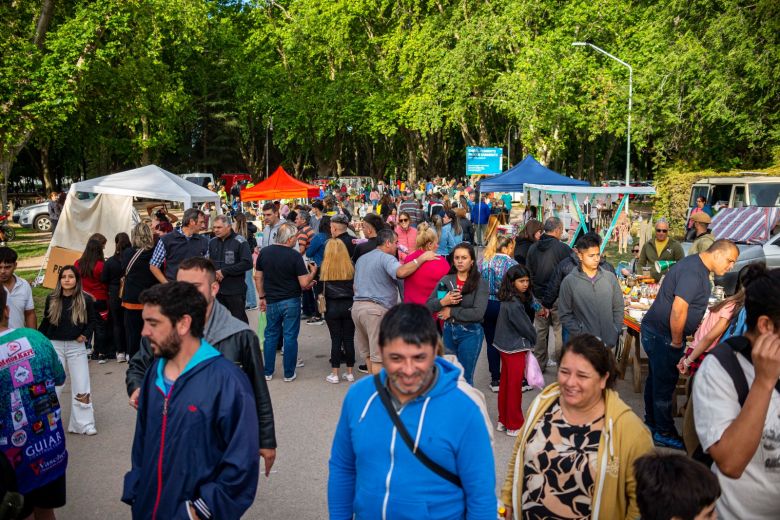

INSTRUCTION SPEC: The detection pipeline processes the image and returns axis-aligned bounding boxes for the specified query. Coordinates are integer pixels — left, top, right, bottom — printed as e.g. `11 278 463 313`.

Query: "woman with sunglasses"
620 245 642 277
394 211 417 261
637 218 684 282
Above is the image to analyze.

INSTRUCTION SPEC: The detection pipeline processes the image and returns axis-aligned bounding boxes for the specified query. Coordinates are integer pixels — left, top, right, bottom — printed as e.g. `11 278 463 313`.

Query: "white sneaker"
296 358 305 368
116 353 127 363
283 373 297 382
506 429 521 437
98 358 107 365
325 374 340 384
342 373 355 382
84 426 98 436
496 422 507 432
546 359 557 368
265 375 273 381
522 384 534 393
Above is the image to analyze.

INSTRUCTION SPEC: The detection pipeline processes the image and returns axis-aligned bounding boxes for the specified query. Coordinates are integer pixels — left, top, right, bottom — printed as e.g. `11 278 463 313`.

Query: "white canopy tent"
69 164 222 208
36 165 221 285
523 183 656 251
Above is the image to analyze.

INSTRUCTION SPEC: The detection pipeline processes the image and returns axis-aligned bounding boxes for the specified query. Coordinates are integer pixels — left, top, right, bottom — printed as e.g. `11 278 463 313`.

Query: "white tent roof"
70 164 220 207
523 183 656 196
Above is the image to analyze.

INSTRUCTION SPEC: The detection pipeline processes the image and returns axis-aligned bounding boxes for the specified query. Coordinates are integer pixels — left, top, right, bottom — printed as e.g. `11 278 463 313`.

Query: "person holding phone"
426 242 489 385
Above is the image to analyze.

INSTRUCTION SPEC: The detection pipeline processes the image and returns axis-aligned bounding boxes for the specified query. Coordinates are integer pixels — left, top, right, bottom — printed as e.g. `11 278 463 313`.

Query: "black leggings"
108 294 126 354
92 299 110 358
325 299 356 368
124 308 143 359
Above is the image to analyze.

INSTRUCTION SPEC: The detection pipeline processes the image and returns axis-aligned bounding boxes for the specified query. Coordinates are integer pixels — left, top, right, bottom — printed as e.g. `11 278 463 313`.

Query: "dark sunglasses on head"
655 228 668 233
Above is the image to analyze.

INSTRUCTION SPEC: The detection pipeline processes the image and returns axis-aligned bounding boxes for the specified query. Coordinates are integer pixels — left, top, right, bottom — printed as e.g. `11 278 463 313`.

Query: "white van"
689 174 780 210
180 173 215 189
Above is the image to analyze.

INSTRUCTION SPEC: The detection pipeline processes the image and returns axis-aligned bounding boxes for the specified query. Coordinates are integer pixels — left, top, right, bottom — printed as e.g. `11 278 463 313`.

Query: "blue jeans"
264 297 301 378
641 325 682 436
245 270 257 309
443 322 484 385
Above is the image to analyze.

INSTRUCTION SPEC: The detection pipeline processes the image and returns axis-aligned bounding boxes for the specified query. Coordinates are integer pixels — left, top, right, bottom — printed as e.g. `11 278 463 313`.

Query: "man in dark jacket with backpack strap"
122 281 259 520
126 257 277 476
526 217 571 368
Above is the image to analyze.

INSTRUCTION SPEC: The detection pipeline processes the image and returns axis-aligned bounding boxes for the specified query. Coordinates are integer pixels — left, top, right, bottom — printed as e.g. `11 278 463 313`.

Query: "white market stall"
523 183 656 252
36 165 221 287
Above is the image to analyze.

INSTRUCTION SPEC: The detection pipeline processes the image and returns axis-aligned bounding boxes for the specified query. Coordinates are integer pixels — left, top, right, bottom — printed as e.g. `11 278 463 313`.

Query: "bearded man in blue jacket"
328 303 496 520
122 282 259 520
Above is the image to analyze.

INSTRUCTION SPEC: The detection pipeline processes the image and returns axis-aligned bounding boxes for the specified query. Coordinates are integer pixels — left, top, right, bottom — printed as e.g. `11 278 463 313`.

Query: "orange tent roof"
240 166 320 201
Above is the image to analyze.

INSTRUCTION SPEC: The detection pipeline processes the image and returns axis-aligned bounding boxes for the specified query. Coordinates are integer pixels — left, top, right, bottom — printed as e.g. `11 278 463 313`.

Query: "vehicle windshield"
749 183 780 206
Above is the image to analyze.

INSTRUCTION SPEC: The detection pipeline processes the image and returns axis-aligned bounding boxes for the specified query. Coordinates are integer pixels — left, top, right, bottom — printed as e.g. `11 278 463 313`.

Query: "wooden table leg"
618 331 633 379
632 333 643 393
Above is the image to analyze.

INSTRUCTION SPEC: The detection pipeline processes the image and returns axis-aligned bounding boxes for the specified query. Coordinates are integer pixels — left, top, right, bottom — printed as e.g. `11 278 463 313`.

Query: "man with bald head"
641 239 738 449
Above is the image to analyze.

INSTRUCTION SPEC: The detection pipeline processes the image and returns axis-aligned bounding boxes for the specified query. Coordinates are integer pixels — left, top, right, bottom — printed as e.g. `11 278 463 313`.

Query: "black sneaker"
357 364 369 374
489 379 500 393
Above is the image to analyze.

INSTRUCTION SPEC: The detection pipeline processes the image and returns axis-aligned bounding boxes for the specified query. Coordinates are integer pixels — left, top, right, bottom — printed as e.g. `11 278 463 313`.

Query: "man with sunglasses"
637 218 684 282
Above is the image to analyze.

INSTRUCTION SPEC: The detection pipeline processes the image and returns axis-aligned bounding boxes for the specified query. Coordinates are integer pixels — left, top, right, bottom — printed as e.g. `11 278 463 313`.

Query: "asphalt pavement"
56 310 656 519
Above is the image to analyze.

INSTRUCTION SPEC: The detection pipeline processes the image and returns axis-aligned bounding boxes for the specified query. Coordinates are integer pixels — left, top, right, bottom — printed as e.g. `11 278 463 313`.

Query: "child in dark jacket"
493 265 538 436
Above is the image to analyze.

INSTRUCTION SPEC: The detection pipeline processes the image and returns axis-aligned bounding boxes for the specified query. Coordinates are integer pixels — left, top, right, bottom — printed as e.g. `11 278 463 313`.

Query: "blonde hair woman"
122 222 158 358
320 239 357 383
402 223 451 306
39 265 98 435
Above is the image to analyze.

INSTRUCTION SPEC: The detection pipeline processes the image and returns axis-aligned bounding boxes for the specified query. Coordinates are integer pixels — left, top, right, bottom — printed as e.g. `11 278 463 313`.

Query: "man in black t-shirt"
640 239 738 450
255 222 317 382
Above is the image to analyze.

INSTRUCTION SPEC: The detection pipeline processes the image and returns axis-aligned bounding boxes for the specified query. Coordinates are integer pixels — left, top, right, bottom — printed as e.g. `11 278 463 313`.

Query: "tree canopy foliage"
2 0 778 196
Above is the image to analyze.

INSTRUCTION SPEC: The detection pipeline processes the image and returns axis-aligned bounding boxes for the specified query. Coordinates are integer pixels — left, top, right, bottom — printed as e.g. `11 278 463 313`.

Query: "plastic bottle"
437 281 447 300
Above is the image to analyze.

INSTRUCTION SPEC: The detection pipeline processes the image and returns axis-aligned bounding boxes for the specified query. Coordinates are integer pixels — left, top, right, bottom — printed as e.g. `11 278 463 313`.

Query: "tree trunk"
34 0 55 48
40 141 55 194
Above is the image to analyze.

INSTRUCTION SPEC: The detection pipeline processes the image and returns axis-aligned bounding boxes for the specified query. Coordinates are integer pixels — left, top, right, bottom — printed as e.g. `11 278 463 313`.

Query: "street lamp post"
572 42 633 199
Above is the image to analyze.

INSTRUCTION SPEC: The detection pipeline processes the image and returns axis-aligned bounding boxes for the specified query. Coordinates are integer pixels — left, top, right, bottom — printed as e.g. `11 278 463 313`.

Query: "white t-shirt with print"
692 353 780 519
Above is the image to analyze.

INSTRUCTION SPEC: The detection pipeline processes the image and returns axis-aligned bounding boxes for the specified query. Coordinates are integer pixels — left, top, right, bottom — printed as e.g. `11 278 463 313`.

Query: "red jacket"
75 259 108 301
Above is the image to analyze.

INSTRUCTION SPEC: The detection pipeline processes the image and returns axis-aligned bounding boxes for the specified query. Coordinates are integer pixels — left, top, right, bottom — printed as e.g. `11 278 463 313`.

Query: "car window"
733 185 746 208
689 185 709 206
749 183 780 207
711 184 733 207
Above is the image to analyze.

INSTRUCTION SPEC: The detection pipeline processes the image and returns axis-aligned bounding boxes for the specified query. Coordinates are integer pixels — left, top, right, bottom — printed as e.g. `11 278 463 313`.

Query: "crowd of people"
0 176 777 520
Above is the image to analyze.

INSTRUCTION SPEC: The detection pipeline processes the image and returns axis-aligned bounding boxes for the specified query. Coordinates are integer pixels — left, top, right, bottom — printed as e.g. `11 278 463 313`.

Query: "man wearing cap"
687 212 715 256
330 214 357 259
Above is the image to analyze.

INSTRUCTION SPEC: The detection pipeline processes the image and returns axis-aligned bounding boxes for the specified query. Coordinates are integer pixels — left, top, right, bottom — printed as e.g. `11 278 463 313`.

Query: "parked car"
18 202 51 231
180 173 214 188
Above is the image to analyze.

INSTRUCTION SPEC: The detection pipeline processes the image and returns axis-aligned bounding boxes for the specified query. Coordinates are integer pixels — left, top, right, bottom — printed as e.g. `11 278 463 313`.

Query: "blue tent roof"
477 155 589 192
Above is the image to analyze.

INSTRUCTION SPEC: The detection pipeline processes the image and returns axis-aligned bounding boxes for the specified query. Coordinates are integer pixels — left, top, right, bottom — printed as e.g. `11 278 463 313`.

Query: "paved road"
57 311 655 519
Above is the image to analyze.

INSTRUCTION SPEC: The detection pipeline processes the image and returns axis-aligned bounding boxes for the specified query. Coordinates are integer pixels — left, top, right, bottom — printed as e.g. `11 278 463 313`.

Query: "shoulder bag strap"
124 248 145 277
372 375 462 488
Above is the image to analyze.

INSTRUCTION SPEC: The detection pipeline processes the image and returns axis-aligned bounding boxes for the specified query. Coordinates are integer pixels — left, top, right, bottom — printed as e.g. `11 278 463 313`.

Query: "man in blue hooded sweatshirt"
328 303 496 520
122 282 258 520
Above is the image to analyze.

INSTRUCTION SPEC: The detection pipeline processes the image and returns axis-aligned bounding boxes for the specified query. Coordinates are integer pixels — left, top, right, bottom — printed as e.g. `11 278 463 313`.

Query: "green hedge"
652 165 780 235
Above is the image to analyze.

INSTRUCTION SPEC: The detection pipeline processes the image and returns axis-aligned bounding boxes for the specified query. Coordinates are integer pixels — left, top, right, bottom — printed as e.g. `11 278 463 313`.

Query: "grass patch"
17 269 48 327
11 240 50 261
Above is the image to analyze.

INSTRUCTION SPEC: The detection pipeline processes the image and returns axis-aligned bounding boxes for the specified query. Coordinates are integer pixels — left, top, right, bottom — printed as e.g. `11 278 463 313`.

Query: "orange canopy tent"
240 166 320 201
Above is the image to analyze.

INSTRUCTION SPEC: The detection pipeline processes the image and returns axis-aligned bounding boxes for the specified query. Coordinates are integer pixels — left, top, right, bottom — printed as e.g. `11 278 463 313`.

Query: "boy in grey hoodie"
558 234 624 348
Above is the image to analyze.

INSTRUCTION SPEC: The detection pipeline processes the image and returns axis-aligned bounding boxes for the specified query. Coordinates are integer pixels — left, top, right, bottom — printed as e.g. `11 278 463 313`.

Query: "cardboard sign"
42 247 82 289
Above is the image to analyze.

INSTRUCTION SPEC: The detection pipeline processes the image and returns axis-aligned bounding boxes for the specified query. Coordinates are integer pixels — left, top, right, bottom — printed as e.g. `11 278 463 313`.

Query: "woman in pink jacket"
394 211 417 261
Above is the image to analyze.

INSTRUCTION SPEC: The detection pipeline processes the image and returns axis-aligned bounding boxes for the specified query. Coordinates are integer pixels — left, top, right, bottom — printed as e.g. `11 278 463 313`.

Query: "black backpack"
689 336 780 467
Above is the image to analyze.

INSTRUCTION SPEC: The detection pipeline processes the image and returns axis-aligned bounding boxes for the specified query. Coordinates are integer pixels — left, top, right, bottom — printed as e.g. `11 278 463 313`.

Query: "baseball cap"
691 212 711 224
